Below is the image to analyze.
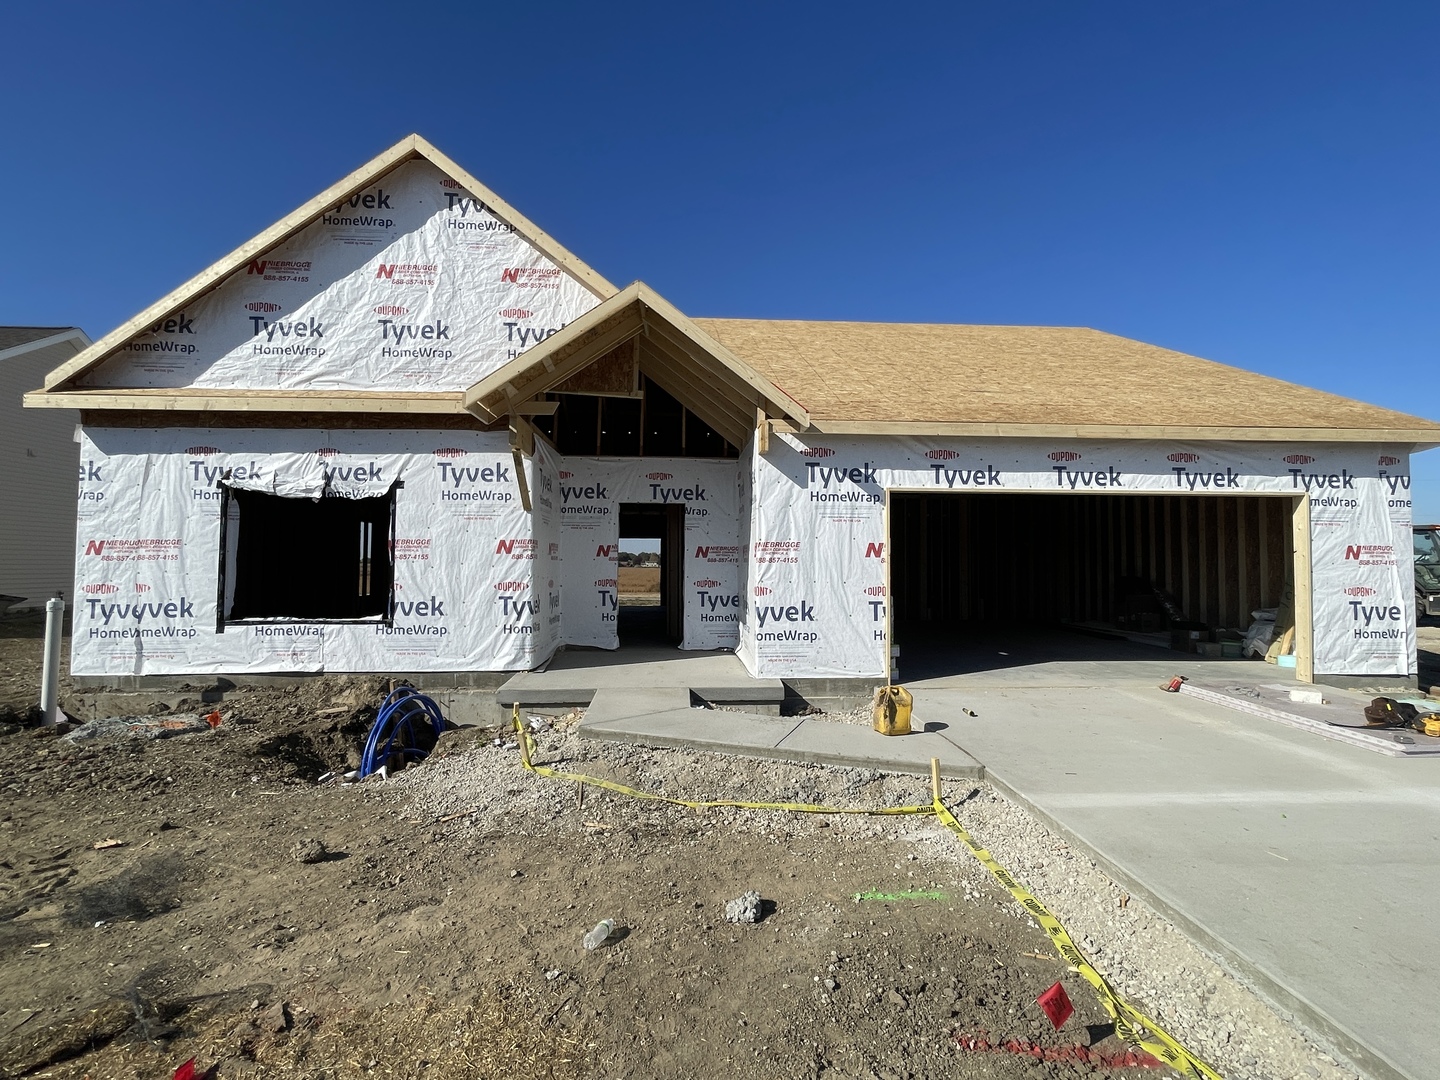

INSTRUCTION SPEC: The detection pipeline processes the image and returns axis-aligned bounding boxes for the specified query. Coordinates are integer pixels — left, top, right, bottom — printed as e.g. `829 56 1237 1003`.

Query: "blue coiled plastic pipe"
359 686 447 779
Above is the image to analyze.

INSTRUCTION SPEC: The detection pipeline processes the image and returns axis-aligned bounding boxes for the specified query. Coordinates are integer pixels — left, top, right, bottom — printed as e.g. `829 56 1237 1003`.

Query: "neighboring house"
22 136 1440 685
1 327 91 609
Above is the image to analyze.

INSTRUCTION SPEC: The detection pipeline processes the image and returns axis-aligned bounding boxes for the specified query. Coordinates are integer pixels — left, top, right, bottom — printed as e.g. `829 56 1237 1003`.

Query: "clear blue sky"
4 1 1437 520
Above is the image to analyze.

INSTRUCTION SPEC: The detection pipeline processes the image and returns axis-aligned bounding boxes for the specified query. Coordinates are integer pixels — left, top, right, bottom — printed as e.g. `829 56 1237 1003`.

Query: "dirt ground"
0 613 1403 1079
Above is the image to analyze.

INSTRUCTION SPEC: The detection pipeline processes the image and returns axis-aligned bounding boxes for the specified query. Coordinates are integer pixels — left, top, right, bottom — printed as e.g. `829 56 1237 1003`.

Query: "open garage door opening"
889 492 1301 681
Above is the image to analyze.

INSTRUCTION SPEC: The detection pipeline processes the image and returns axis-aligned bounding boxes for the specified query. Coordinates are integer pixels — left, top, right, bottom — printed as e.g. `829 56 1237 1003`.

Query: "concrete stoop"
577 687 984 779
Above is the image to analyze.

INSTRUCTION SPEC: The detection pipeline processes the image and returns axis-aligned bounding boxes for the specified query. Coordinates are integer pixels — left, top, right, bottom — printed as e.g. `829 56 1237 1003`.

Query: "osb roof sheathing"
693 318 1440 438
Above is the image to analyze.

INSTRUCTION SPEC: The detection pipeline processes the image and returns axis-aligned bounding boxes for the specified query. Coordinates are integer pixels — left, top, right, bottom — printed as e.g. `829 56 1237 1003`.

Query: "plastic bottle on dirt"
583 919 615 950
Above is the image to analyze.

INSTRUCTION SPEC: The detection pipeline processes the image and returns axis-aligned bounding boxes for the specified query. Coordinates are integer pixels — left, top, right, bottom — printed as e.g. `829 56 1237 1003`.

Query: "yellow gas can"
871 685 914 736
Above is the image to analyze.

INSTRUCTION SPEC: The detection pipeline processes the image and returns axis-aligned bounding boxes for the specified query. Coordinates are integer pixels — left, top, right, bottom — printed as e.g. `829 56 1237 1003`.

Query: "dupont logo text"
1047 451 1081 462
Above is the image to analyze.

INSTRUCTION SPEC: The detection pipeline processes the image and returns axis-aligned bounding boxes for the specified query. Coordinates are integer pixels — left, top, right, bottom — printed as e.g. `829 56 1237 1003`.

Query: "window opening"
218 484 398 626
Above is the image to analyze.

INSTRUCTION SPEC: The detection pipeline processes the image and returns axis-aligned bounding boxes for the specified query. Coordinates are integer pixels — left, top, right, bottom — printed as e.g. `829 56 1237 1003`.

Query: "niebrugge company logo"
752 541 799 564
247 259 312 282
694 545 741 563
83 538 182 562
495 539 537 559
499 267 562 289
1344 544 1396 567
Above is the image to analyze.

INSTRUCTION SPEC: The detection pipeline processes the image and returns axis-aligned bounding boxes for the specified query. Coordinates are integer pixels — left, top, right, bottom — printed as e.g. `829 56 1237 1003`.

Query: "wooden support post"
756 407 770 454
1292 495 1314 683
1258 498 1271 605
930 758 941 804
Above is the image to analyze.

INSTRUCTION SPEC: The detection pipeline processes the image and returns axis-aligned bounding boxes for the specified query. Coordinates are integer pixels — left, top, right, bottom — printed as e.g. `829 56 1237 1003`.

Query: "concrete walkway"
579 687 983 778
907 674 1440 1080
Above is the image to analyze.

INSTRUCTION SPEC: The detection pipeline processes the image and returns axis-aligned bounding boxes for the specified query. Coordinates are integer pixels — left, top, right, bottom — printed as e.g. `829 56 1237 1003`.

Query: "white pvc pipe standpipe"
40 596 64 725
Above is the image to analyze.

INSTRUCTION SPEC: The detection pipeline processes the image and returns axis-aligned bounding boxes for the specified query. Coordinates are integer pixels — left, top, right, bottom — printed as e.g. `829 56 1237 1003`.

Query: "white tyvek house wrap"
71 428 549 676
555 458 742 651
746 435 1415 679
79 160 600 392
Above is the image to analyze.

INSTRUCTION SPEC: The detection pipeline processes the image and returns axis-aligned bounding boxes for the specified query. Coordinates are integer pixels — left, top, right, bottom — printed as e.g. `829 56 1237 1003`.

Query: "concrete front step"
578 688 984 779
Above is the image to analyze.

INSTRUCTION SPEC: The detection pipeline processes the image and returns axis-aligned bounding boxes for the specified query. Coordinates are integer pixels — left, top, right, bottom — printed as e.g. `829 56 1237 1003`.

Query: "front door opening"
618 503 685 645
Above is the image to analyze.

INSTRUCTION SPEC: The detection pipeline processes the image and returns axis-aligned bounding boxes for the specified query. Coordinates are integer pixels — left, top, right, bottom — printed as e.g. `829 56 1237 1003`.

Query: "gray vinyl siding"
0 341 82 607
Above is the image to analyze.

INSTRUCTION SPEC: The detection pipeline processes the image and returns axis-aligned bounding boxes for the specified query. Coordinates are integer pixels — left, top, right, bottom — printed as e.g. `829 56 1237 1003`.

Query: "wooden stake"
930 758 941 803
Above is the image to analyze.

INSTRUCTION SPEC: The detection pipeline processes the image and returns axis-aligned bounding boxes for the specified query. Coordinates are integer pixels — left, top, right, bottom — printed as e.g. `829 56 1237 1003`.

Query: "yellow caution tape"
513 711 929 816
932 799 1224 1079
512 708 1223 1078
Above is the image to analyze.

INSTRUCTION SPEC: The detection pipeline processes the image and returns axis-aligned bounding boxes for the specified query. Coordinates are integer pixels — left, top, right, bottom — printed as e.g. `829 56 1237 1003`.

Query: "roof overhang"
794 420 1440 449
22 388 468 415
462 282 810 448
29 134 617 403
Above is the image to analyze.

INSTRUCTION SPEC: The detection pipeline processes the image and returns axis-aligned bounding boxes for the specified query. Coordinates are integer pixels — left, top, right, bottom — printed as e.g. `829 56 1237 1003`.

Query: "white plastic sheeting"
71 425 1414 680
551 455 742 651
742 435 1415 680
79 160 600 392
72 427 549 676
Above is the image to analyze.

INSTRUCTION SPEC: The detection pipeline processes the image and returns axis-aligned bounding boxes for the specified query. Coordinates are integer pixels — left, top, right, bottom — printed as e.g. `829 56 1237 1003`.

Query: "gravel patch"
390 712 1362 1080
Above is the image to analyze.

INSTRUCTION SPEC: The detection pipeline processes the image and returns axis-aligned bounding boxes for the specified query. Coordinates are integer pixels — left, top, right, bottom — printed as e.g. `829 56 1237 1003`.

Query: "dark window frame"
215 480 402 632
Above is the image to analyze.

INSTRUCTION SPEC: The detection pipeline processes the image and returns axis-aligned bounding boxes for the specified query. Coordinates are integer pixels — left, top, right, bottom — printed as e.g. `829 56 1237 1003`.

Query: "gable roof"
463 282 808 448
30 135 616 401
0 327 87 358
695 319 1440 444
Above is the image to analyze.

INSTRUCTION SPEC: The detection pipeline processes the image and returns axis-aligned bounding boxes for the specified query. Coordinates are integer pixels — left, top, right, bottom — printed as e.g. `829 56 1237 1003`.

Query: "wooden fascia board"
465 307 645 421
42 136 427 392
632 286 810 427
637 342 752 447
41 133 619 396
636 336 759 427
412 136 617 300
805 420 1440 444
22 390 466 415
462 285 646 414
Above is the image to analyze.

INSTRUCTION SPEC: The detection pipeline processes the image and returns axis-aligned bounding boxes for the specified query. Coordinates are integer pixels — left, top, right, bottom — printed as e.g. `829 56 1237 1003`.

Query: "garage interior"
889 492 1298 678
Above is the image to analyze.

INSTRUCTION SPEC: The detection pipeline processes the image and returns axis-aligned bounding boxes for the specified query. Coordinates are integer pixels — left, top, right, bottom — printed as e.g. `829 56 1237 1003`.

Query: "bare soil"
0 620 1171 1080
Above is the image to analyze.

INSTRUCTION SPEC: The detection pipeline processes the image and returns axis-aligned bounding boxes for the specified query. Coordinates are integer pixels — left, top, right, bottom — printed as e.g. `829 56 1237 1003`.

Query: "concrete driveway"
910 655 1440 1080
